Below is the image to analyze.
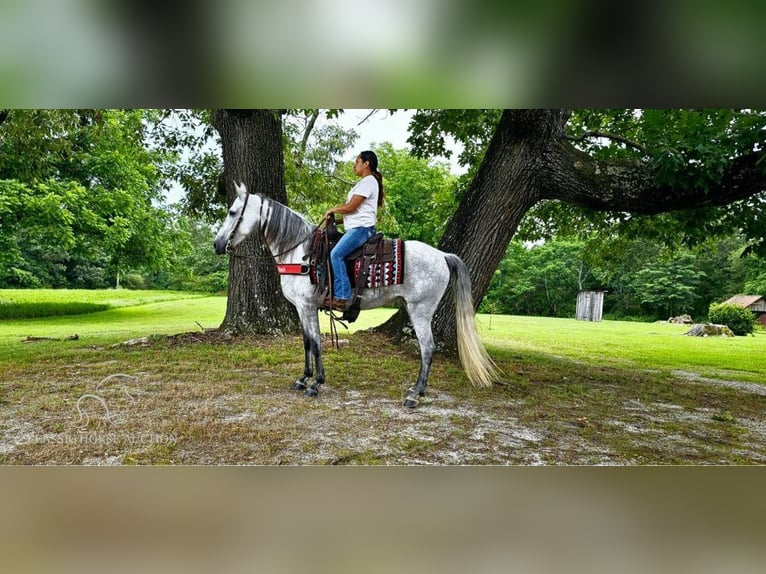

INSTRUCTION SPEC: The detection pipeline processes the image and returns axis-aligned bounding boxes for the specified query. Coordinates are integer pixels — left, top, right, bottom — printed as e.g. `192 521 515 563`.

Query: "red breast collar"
276 263 310 275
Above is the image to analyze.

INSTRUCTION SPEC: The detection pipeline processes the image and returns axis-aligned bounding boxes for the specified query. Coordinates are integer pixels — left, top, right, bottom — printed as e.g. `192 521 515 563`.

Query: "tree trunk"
379 110 568 349
212 109 301 335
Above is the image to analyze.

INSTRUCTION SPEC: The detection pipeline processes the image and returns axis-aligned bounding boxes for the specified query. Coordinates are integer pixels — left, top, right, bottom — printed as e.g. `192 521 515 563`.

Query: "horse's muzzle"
213 238 229 255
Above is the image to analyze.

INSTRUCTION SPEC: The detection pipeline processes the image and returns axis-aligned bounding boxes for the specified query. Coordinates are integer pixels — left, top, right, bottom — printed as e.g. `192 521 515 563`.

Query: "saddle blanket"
352 238 405 288
307 238 405 289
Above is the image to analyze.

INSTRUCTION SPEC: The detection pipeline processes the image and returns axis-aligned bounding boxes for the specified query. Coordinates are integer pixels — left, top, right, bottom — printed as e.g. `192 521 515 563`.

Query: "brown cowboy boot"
323 297 348 311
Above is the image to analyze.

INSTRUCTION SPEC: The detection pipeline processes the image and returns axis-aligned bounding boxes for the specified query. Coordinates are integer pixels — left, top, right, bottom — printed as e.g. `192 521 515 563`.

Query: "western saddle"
306 216 395 322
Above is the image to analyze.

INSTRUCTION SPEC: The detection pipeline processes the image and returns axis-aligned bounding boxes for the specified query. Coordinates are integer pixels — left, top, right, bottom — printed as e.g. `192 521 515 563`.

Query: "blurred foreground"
1 467 764 574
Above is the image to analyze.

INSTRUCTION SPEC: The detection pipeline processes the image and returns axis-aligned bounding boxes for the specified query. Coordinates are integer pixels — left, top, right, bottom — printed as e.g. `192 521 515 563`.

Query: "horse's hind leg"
404 302 436 408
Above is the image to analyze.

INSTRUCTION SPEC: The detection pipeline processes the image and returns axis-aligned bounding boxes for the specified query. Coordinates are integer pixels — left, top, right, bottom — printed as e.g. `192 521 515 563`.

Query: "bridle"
225 192 318 261
225 191 251 255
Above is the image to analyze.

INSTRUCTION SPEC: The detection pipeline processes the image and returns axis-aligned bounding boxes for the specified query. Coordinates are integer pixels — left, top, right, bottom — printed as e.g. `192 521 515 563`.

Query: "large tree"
380 109 766 349
156 109 358 335
211 109 301 335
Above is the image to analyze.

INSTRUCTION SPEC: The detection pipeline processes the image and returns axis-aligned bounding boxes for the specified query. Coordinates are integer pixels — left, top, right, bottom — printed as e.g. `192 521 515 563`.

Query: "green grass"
477 314 766 384
1 289 764 385
0 288 213 320
0 290 394 364
0 288 207 309
0 290 221 362
0 301 110 319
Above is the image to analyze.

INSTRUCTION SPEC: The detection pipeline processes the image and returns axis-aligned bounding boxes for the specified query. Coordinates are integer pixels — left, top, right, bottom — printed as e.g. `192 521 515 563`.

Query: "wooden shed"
723 295 766 327
576 290 606 322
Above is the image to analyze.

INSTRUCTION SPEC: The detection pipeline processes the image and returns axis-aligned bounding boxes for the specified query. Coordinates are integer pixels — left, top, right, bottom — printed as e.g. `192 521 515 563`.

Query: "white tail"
445 255 500 387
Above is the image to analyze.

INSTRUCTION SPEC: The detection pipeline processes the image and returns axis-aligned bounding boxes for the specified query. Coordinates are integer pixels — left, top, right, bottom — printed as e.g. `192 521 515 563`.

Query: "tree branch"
328 173 355 186
357 109 377 126
566 131 646 153
545 141 766 215
297 110 319 167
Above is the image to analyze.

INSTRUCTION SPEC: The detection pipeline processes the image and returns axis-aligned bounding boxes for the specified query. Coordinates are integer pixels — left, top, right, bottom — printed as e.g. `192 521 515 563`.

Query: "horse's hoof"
403 397 419 408
292 381 307 391
304 388 318 398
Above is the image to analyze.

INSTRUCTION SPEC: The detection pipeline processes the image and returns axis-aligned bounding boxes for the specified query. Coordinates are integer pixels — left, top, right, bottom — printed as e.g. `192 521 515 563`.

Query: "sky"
329 109 415 153
327 109 464 174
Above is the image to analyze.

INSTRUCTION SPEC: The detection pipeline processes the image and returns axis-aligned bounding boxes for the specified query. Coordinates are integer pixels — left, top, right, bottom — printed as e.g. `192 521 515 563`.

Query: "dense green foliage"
708 302 756 336
482 234 761 322
408 109 766 256
144 213 228 293
556 109 766 253
0 110 231 292
371 142 457 244
0 110 177 288
629 254 706 318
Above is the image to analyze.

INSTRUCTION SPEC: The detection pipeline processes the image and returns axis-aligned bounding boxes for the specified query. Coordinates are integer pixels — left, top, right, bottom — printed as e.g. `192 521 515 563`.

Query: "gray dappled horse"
214 182 498 407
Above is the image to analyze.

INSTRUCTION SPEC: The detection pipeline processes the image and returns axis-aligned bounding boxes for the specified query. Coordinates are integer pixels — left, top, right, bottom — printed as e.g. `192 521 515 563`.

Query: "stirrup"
322 297 348 311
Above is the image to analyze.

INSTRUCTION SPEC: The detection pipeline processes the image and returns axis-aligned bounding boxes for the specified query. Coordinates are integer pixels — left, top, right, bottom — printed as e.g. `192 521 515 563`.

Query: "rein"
227 234 315 262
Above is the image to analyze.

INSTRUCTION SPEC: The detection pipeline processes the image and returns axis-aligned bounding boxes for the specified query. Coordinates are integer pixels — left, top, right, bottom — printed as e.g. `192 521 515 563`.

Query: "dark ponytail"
360 150 385 207
373 171 384 207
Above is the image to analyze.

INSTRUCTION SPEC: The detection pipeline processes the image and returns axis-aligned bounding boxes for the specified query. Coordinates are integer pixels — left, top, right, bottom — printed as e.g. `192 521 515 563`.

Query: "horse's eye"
229 209 237 217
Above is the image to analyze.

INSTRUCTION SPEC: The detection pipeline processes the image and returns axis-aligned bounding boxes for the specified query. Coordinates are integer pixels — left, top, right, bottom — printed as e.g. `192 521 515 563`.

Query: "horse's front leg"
291 330 313 392
304 316 325 398
292 306 325 397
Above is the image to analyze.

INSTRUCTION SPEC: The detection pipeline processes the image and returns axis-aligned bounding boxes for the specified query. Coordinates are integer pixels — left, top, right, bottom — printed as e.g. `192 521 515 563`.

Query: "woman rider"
323 150 384 310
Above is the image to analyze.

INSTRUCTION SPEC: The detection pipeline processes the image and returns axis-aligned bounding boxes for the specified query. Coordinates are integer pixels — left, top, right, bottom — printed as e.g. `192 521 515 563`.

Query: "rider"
323 150 384 310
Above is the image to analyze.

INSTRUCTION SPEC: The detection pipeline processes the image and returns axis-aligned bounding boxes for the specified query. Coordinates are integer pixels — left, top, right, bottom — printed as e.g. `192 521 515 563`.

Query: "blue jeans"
330 226 376 300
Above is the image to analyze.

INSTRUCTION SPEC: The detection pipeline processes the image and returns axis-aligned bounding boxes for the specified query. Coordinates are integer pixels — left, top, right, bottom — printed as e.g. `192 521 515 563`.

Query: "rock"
112 336 150 347
684 323 735 337
668 314 693 324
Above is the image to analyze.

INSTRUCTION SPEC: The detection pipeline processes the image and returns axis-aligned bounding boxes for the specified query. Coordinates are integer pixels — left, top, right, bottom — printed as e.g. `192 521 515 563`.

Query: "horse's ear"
234 181 248 202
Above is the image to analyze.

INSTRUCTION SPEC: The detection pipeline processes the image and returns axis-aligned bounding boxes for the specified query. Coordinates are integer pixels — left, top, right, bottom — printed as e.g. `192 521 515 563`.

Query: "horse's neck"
259 196 313 264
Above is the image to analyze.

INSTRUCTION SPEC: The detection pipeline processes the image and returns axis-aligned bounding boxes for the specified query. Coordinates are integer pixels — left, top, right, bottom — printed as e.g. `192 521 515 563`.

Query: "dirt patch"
671 370 766 396
2 332 765 465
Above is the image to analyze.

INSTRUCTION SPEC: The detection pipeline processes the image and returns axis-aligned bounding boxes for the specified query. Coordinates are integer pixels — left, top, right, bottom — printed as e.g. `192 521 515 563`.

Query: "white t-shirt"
343 175 378 229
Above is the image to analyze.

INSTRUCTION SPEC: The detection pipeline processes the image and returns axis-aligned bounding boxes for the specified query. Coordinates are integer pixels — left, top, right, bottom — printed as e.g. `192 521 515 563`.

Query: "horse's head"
213 182 265 254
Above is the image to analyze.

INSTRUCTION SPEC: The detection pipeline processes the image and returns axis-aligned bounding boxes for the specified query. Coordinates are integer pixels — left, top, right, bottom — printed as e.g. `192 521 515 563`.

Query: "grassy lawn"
0 290 223 362
0 288 210 310
478 314 766 385
0 290 392 363
1 290 765 465
3 289 762 383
